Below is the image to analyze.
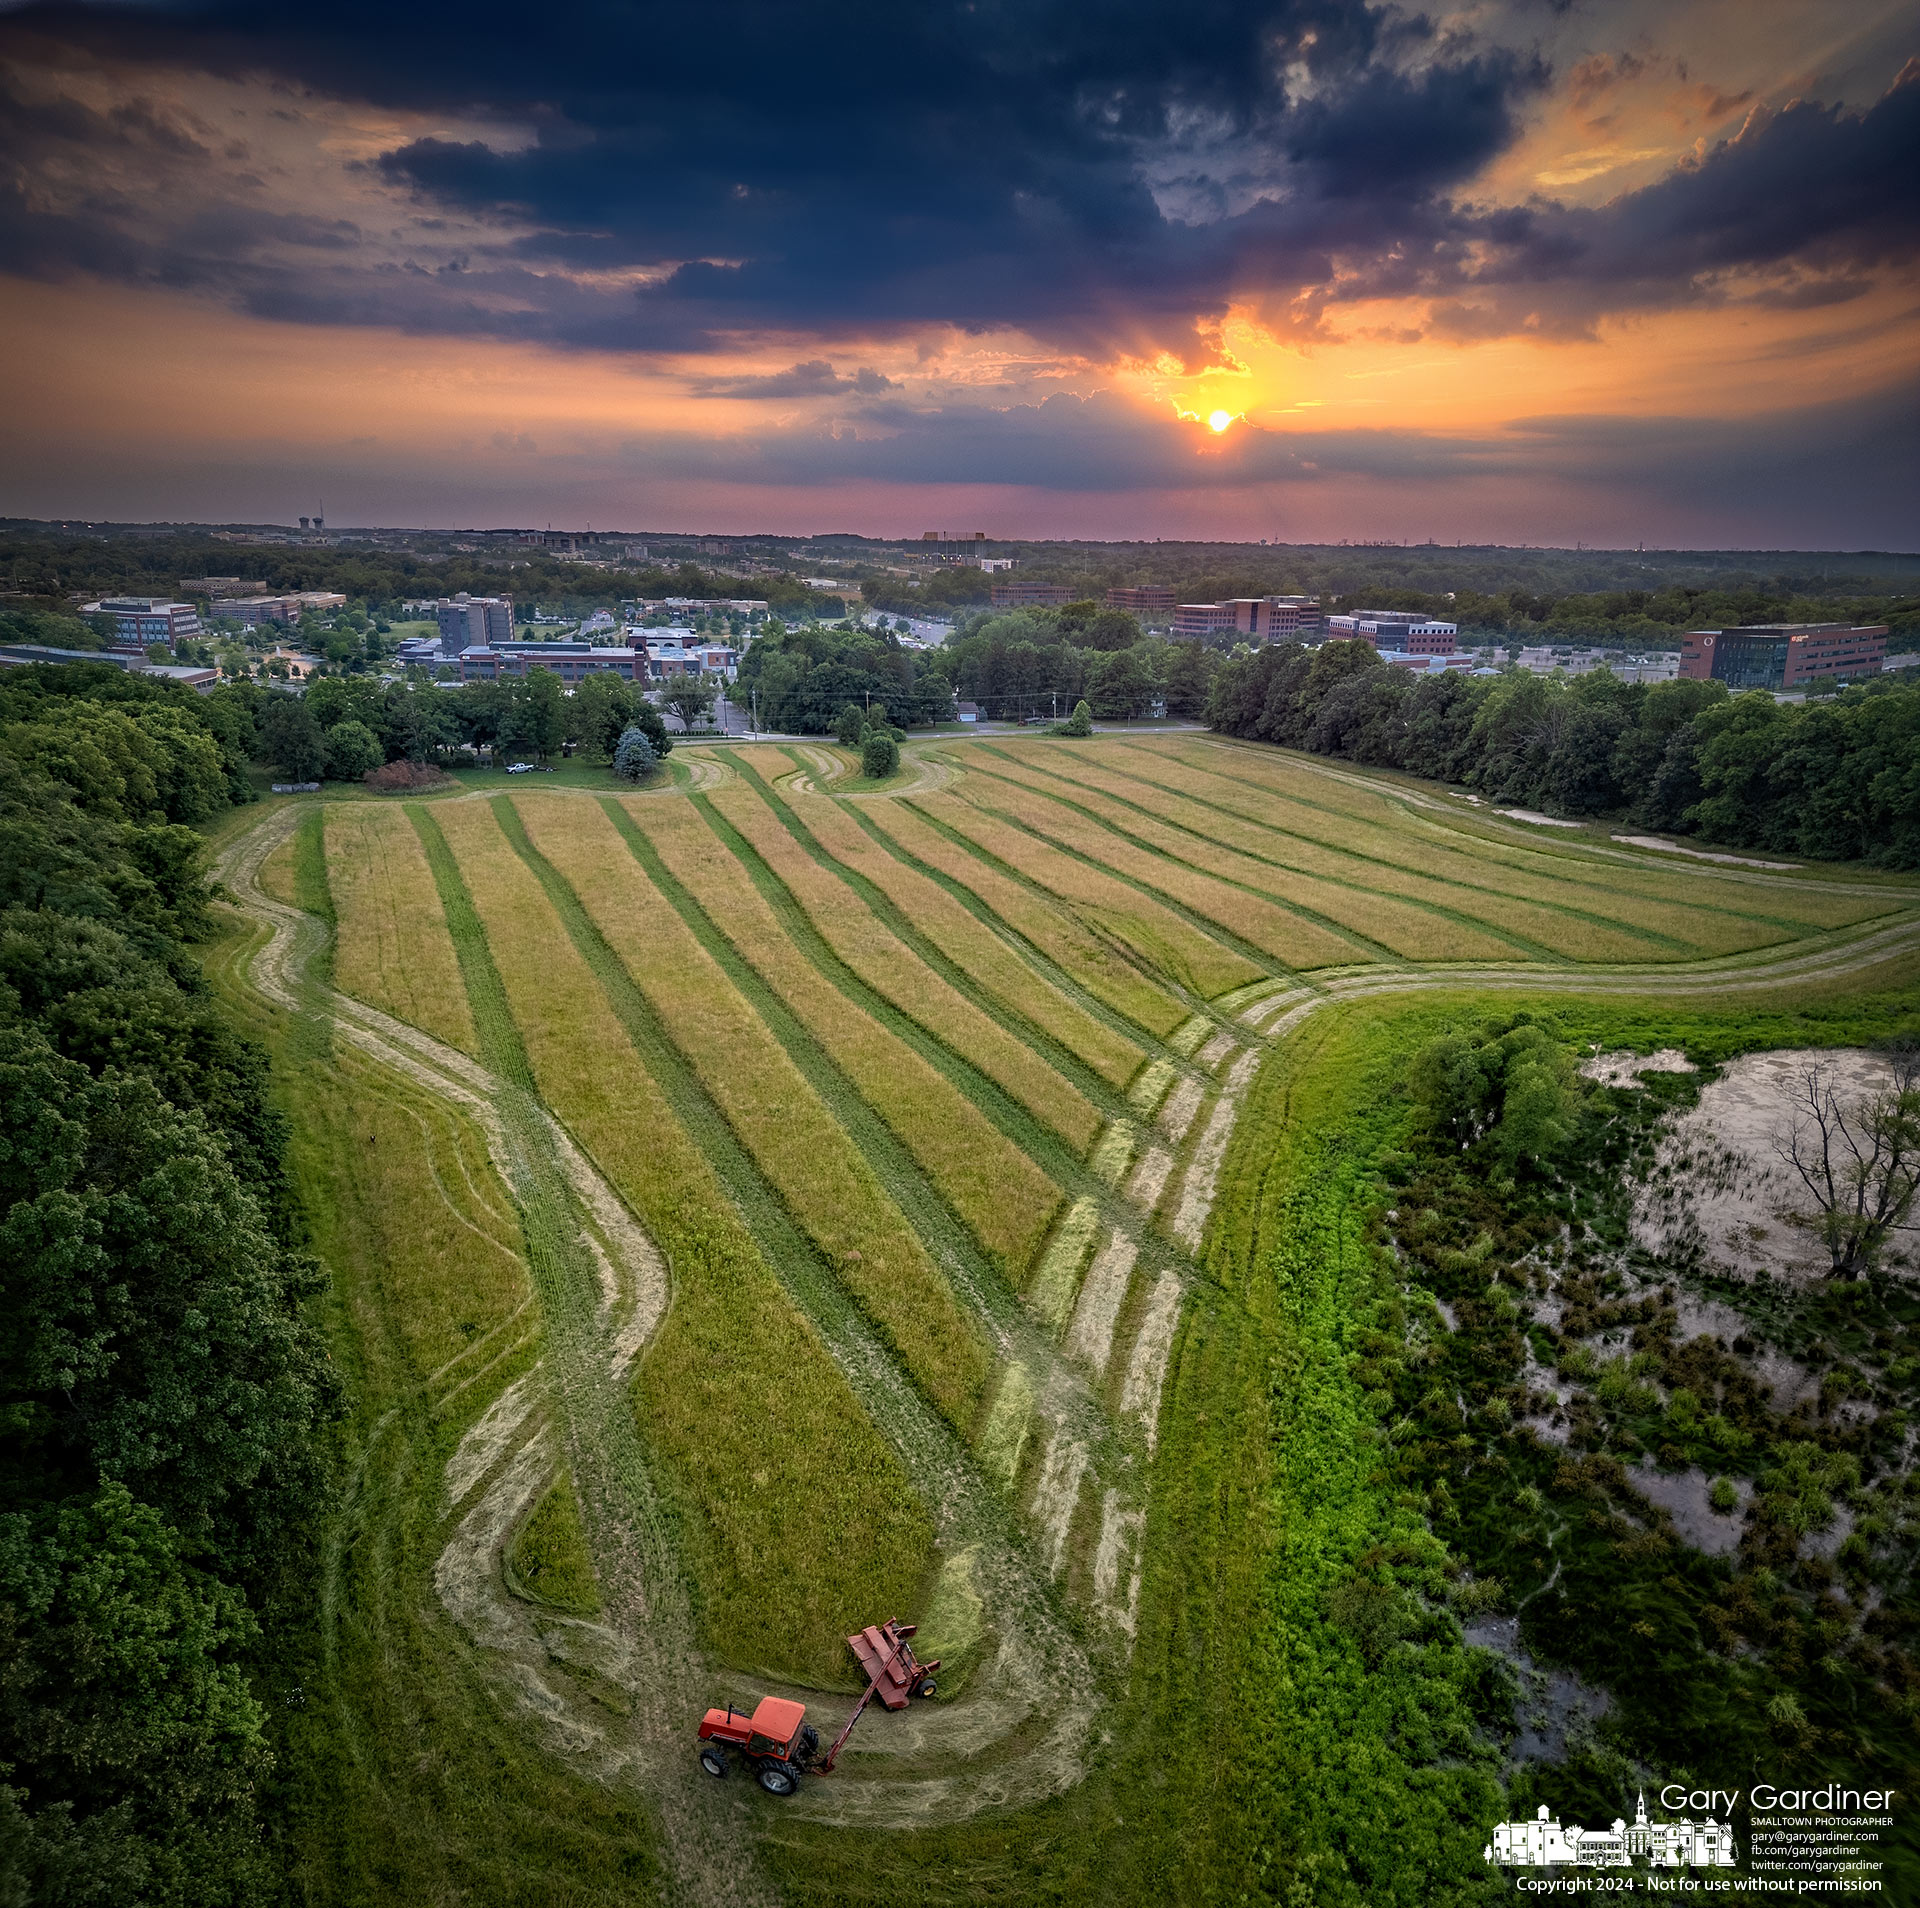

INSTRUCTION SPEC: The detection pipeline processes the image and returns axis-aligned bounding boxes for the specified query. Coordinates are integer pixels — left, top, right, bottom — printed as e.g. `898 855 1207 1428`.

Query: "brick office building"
1679 623 1887 691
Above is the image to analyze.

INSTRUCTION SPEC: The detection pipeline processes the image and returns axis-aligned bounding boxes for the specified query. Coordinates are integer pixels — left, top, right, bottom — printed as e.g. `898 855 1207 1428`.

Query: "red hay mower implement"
696 1619 940 1796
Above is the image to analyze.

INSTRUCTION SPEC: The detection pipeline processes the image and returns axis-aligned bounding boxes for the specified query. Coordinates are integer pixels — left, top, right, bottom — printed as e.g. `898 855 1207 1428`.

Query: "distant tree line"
939 603 1218 721
1208 640 1920 866
0 664 336 1901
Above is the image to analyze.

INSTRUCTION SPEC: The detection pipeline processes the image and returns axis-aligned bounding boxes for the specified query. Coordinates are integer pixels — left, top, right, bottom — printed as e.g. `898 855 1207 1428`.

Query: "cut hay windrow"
504 793 994 1433
1026 1195 1101 1331
705 780 1100 1151
860 797 1189 1037
1126 1143 1176 1217
1092 744 1743 952
977 1361 1035 1491
1142 738 1873 946
975 747 1518 964
949 776 1336 980
916 791 1263 1000
1064 1228 1139 1377
1089 1119 1136 1186
425 797 940 1679
621 790 1064 1280
1128 1057 1176 1113
1030 1429 1089 1578
747 774 1147 1089
326 802 479 1053
1119 1272 1183 1448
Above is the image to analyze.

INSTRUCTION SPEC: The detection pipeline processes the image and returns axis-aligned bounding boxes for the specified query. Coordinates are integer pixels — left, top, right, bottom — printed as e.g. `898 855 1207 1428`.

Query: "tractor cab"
696 1697 817 1794
695 1619 939 1798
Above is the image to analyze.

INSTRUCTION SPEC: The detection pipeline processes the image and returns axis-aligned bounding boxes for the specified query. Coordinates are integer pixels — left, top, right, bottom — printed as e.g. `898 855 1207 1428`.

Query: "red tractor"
696 1620 939 1797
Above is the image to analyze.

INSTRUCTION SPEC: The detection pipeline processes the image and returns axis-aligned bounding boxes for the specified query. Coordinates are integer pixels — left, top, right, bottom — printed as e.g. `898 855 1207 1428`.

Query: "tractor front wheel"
756 1760 800 1797
698 1746 728 1779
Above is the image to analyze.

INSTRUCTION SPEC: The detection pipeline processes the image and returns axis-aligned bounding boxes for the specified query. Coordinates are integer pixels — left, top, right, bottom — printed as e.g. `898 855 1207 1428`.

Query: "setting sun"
1207 409 1233 433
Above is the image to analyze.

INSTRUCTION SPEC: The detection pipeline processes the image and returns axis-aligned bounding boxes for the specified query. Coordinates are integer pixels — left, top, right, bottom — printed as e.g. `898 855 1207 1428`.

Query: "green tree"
566 673 633 761
664 678 716 731
860 728 899 779
321 719 382 782
257 697 323 782
522 668 567 761
835 702 866 748
612 726 658 783
1408 1013 1584 1177
1053 699 1093 737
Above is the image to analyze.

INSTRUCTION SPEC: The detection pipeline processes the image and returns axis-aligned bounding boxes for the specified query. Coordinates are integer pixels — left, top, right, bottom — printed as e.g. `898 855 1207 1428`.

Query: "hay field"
255 728 1920 1903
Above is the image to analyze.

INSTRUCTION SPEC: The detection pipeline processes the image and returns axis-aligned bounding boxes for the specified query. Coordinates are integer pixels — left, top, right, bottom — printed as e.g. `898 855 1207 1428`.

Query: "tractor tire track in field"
220 803 1107 1859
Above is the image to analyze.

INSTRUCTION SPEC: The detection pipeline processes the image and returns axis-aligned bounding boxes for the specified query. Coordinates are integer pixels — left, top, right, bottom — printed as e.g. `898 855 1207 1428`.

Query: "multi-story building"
179 576 267 598
222 592 349 628
1170 595 1321 642
1105 585 1177 616
921 530 987 543
1678 623 1887 691
435 593 516 652
452 638 739 685
82 597 202 647
990 580 1079 609
1325 610 1457 654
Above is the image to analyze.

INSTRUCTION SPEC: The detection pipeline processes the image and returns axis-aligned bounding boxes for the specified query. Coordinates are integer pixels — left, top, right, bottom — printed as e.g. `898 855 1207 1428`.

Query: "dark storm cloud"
0 0 1546 357
0 1 1914 361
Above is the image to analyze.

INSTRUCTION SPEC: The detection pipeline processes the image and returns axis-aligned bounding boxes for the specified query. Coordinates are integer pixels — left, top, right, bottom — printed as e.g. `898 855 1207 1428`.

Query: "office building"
82 598 203 646
990 581 1079 609
1171 595 1321 641
180 576 268 598
1325 610 1457 654
921 530 988 543
1679 623 1887 691
1105 585 1177 616
434 593 516 652
222 592 348 628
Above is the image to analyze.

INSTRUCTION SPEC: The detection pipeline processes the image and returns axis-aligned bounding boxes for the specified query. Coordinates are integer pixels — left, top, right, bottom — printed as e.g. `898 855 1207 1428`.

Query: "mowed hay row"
314 1043 532 1391
707 781 1100 1150
426 799 936 1680
1155 736 1878 941
1102 742 1746 959
259 826 302 908
924 791 1264 1000
860 798 1189 1038
1054 742 1703 961
769 786 1147 1090
622 790 1067 1271
324 802 480 1052
509 793 992 1429
979 748 1517 964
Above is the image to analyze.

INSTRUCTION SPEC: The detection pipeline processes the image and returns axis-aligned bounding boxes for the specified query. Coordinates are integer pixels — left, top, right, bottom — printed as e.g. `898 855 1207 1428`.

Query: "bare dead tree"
1772 1049 1920 1279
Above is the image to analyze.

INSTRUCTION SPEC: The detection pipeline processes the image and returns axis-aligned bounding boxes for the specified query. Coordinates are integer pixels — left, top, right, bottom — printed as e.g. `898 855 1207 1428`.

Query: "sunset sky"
1 0 1916 545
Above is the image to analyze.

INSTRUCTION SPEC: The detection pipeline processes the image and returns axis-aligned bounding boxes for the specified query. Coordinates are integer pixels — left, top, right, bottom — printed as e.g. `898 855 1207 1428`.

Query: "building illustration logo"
1485 1791 1738 1870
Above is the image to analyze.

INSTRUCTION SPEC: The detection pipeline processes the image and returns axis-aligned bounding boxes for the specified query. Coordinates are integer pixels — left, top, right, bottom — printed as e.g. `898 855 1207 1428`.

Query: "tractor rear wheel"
698 1746 728 1779
756 1760 799 1796
915 1677 938 1699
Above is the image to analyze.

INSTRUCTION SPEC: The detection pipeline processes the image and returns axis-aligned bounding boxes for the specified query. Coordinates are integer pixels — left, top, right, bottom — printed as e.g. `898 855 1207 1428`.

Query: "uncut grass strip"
938 783 1283 991
720 752 1141 1106
989 744 1563 963
701 779 1100 1153
1169 735 1889 937
970 753 1544 968
862 793 1190 1038
908 791 1259 1010
822 790 1163 1076
508 793 992 1430
1104 741 1801 953
615 788 1064 1284
429 799 938 1678
327 802 480 1054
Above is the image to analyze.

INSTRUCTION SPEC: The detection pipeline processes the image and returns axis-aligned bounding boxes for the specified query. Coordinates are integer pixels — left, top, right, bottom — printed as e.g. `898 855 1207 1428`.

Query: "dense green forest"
0 665 335 1904
1209 640 1920 866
